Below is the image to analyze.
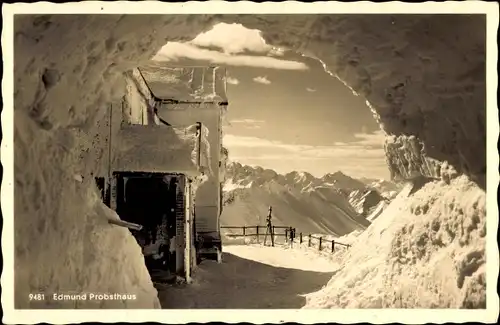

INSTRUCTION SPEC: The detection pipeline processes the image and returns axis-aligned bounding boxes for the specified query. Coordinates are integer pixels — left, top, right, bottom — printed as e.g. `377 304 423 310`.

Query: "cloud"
306 87 317 92
328 130 386 148
230 119 265 124
226 76 240 85
191 23 275 55
253 76 271 85
228 119 265 129
352 130 386 147
223 131 386 159
223 130 389 179
154 42 308 70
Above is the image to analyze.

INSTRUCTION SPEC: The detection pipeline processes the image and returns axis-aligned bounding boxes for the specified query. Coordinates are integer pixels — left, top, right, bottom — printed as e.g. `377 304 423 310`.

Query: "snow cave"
8 12 489 310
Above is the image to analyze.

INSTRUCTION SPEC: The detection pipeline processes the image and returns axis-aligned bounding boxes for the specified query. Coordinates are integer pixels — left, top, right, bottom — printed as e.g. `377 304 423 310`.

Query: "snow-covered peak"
225 163 402 198
226 164 324 192
358 176 403 195
321 171 367 192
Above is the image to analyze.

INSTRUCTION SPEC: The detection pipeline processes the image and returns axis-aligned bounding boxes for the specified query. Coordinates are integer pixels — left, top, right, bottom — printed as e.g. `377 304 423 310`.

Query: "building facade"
95 65 224 282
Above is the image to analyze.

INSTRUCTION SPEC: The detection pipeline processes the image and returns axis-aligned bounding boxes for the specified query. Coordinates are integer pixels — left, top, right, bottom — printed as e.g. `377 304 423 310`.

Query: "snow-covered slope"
303 175 486 308
365 200 388 222
221 163 371 236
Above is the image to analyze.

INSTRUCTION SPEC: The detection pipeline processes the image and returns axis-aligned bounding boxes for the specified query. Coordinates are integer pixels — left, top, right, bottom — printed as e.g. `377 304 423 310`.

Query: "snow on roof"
138 64 228 103
113 124 212 176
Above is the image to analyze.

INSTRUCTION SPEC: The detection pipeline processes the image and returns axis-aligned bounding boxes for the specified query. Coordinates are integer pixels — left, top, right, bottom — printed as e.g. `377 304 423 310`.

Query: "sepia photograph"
1 1 498 324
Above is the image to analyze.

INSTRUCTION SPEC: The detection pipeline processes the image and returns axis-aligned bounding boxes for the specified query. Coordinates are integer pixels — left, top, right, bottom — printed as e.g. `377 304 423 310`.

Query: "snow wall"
10 13 488 309
304 176 487 308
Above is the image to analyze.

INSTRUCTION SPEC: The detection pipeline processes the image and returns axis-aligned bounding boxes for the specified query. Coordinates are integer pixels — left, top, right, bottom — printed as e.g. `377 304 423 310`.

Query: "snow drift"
14 175 161 309
6 11 489 311
304 175 486 308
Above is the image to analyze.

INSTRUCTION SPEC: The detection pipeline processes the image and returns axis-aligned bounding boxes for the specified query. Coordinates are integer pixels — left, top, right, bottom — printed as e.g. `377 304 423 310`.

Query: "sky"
153 22 390 180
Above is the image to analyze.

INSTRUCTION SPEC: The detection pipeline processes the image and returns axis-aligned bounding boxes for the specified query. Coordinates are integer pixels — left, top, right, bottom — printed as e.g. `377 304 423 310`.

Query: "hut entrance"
113 172 185 283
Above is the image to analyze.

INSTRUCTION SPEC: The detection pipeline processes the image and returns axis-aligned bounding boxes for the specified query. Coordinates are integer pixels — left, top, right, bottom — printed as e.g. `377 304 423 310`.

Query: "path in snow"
158 244 338 308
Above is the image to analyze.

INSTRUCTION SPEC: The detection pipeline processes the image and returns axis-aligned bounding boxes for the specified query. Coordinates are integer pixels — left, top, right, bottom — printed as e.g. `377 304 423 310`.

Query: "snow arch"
10 13 486 309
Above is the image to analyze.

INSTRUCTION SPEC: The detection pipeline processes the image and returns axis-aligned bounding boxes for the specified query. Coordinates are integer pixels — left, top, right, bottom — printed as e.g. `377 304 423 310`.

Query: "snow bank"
15 176 161 308
304 175 486 308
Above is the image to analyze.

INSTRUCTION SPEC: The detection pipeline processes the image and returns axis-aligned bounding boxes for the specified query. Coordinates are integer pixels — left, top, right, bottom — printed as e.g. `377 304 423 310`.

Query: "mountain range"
220 162 402 237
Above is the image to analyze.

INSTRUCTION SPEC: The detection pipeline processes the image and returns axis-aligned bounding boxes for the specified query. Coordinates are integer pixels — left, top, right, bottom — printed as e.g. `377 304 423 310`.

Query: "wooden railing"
220 225 351 253
301 233 351 252
221 225 291 245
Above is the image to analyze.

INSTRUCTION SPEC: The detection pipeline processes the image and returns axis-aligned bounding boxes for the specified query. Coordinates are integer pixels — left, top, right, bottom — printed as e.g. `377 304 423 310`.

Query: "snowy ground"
157 244 337 308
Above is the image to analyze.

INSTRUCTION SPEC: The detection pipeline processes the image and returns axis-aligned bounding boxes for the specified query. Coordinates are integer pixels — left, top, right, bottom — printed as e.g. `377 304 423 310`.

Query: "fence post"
308 234 311 247
271 225 275 247
300 232 303 244
331 240 335 252
285 228 288 243
243 226 246 237
319 237 322 251
256 226 259 243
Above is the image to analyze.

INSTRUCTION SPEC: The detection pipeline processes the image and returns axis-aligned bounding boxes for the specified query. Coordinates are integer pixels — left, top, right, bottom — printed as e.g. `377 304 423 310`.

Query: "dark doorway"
113 172 181 279
119 176 171 238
